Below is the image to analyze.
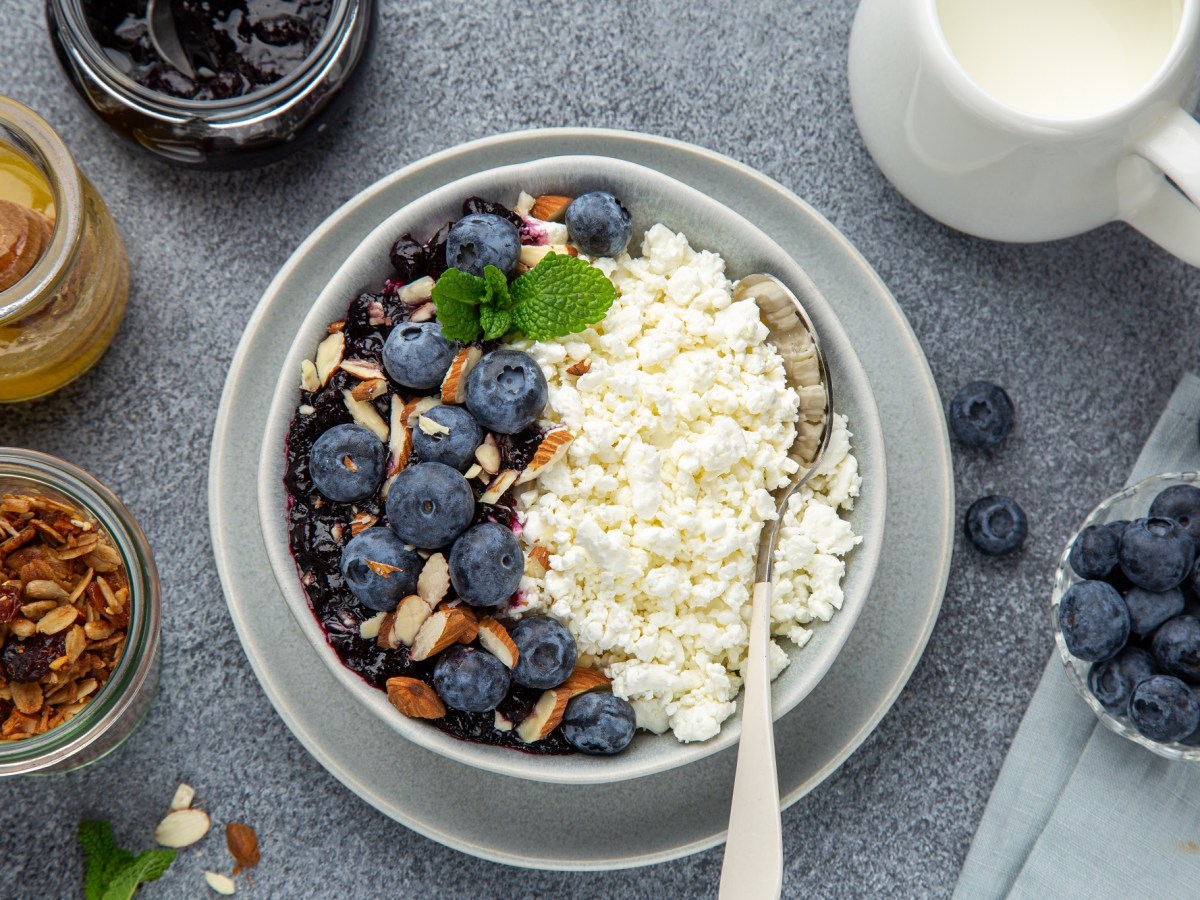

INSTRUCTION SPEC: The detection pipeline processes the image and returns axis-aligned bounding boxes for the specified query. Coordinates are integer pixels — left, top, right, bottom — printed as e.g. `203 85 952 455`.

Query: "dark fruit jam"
82 0 333 101
283 201 572 754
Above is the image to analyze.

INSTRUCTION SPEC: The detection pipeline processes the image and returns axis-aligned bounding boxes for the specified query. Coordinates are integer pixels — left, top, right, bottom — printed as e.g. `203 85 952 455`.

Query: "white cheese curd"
512 224 861 743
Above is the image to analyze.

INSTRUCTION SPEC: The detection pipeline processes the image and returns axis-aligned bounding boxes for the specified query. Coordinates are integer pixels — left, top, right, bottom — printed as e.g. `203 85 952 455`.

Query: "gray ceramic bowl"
257 155 886 783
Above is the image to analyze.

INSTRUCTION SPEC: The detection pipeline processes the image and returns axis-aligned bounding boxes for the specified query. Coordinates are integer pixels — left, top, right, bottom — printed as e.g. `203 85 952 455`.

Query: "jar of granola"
0 449 160 775
0 96 129 402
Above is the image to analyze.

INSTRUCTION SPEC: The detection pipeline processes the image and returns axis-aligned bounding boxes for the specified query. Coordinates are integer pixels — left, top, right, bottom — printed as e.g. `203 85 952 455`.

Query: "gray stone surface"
1 2 1197 898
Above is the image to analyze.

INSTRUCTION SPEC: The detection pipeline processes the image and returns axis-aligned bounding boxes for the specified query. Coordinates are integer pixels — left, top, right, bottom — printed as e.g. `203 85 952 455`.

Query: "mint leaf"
80 820 132 900
510 254 616 340
99 849 176 900
431 268 486 305
479 305 512 341
482 264 517 311
432 268 485 342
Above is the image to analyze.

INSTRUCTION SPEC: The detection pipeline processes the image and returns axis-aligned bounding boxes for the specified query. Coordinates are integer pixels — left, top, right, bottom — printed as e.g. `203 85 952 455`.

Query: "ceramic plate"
256 155 886 784
209 128 954 869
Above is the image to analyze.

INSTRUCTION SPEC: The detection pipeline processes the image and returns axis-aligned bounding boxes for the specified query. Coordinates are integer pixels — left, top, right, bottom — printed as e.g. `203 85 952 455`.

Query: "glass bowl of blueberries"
1053 471 1200 759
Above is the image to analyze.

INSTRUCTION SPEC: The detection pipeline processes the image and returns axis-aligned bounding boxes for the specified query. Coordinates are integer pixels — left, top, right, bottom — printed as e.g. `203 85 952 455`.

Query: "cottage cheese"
513 224 861 742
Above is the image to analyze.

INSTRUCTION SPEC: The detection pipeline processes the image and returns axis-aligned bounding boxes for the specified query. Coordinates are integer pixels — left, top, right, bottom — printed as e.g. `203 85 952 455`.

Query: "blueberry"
448 522 523 608
964 495 1027 556
411 405 483 471
1152 615 1200 683
561 692 637 755
1148 484 1200 547
445 213 521 277
510 616 577 689
1129 675 1200 743
1087 646 1156 716
947 381 1015 449
384 462 475 549
1068 524 1120 580
309 423 385 502
465 349 548 435
1119 517 1195 592
1125 585 1185 637
339 528 422 612
382 321 457 391
564 192 634 258
432 645 511 712
1058 580 1130 661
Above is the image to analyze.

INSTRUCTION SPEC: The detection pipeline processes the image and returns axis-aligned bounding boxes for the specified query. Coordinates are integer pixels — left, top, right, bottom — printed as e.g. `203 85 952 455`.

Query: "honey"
0 144 55 219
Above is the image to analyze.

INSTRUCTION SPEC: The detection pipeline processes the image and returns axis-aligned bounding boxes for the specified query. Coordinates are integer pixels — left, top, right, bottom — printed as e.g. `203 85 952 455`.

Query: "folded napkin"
955 373 1200 900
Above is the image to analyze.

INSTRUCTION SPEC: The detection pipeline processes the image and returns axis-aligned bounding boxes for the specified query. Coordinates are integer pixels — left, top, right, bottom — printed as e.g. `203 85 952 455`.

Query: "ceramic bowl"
257 155 886 783
1052 471 1200 760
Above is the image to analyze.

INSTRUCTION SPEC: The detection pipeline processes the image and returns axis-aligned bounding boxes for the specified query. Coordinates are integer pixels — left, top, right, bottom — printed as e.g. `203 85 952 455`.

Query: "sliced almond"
479 469 519 505
386 676 445 719
359 610 386 640
350 378 388 401
374 610 402 650
417 415 450 437
441 346 482 405
566 358 591 376
409 302 436 323
409 609 478 661
417 553 450 606
365 559 402 579
477 618 519 669
19 599 57 620
526 545 551 578
340 358 385 381
169 783 196 812
494 710 515 732
342 390 389 442
204 872 236 896
349 511 377 536
391 594 433 647
516 687 571 743
24 579 69 602
327 320 346 333
515 429 574 485
36 604 78 635
387 396 412 477
84 620 115 641
559 666 613 696
401 396 440 428
398 275 435 305
464 463 482 480
531 194 573 222
475 435 501 475
154 808 211 849
314 331 345 386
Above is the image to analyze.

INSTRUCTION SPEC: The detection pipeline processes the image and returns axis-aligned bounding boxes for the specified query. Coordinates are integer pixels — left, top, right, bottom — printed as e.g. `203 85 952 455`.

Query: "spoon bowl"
146 0 196 79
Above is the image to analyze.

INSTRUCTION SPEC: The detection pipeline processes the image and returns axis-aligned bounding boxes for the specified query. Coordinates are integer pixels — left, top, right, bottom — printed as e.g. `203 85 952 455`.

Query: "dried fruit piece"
386 676 446 718
154 808 211 848
416 553 450 606
226 822 260 875
409 609 479 662
441 346 482 405
477 618 519 669
515 429 574 485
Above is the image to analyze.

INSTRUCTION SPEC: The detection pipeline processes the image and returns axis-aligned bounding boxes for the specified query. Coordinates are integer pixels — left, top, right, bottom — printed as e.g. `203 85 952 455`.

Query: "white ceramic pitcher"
849 0 1200 265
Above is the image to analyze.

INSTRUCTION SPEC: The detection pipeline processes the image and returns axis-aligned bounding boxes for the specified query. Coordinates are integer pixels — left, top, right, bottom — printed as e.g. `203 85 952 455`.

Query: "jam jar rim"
0 448 161 775
49 0 359 120
0 97 84 327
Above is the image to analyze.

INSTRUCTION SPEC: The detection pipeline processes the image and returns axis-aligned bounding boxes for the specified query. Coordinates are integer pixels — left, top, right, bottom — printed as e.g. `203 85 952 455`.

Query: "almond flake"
340 358 385 380
169 783 196 812
314 331 345 386
387 396 413 477
386 676 445 718
530 194 573 222
365 559 402 578
409 609 478 661
359 611 386 640
342 390 389 442
478 618 519 669
397 275 435 305
417 415 450 437
464 463 482 479
526 545 551 578
494 710 515 732
566 358 591 376
204 872 236 896
409 302 436 323
515 429 574 485
154 808 211 848
416 553 450 607
475 435 501 475
441 347 482 405
350 378 388 402
349 512 377 536
479 469 519 505
517 687 571 743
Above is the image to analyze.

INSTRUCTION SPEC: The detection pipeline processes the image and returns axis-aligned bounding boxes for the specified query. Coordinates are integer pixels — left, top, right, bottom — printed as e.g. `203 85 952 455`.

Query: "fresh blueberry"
1058 580 1130 661
564 191 634 258
339 528 422 612
1125 585 1186 637
1152 615 1200 683
1068 524 1120 580
448 522 523 608
1106 519 1130 543
964 495 1027 556
445 213 521 277
465 349 548 435
1119 517 1196 592
561 692 637 755
510 616 577 689
382 321 458 391
1087 646 1156 716
309 423 385 502
1129 674 1200 743
411 405 483 471
432 645 511 712
1148 484 1200 547
947 382 1015 449
384 462 475 549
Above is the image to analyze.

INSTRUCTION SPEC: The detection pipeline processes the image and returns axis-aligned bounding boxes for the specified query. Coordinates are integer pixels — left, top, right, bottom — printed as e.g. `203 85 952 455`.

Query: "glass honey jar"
0 96 129 403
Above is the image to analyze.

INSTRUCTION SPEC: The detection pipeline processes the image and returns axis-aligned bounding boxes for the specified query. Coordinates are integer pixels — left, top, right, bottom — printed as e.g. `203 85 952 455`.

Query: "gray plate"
209 128 954 870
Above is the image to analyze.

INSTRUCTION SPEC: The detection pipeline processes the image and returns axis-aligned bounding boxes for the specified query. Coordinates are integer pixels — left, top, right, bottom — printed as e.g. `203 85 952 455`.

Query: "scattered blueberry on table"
948 381 1014 449
964 495 1027 556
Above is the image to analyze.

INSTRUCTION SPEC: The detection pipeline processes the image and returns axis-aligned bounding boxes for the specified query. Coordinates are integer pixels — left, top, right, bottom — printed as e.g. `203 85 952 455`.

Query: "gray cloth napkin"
955 373 1200 900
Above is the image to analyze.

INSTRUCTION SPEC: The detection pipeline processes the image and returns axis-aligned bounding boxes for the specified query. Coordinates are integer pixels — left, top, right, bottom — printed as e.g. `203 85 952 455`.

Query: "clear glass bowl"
1051 471 1200 761
0 449 161 775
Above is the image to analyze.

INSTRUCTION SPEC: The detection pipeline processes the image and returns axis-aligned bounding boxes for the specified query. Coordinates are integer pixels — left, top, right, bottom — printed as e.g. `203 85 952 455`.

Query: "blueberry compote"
83 0 333 100
283 201 570 754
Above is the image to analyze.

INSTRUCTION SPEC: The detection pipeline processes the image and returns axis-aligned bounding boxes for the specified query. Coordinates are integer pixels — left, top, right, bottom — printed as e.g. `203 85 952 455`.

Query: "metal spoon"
718 274 834 900
146 0 196 79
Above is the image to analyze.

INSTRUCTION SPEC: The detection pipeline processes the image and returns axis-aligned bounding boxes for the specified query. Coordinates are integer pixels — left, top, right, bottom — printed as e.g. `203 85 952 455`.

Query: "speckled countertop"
2 2 1198 898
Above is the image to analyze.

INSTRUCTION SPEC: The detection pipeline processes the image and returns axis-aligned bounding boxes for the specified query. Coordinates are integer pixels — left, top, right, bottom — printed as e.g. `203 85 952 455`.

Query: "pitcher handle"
1123 107 1200 266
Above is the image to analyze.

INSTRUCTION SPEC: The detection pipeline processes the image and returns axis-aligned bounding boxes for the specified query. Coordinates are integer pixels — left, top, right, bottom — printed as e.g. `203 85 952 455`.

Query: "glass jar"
0 97 129 403
45 0 376 170
0 449 160 776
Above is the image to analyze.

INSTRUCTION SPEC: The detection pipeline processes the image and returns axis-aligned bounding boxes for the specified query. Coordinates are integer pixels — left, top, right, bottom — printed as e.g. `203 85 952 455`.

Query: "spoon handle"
718 581 783 900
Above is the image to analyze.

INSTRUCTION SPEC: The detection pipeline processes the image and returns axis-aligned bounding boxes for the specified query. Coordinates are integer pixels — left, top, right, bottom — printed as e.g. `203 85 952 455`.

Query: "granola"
0 491 128 741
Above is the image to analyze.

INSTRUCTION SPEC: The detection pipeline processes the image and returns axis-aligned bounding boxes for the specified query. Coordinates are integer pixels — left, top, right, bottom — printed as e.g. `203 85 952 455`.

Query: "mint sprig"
431 253 615 343
80 820 176 900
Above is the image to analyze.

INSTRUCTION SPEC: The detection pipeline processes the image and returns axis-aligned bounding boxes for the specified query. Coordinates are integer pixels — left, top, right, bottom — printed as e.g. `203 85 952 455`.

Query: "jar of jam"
0 97 129 403
45 0 376 169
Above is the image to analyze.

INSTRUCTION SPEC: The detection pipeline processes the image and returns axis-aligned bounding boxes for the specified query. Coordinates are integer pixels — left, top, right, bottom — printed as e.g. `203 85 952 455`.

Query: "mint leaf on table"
510 253 617 340
99 849 176 900
479 305 513 341
431 268 485 342
79 819 176 900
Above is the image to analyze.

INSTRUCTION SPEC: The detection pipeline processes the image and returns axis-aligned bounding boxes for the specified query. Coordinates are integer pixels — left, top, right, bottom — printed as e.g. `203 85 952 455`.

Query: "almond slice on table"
226 822 260 874
441 347 482 404
168 783 196 812
314 331 345 386
477 618 519 669
417 553 450 606
204 872 236 896
530 194 573 222
517 667 613 743
386 676 445 719
409 608 478 661
515 429 574 485
154 808 211 848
